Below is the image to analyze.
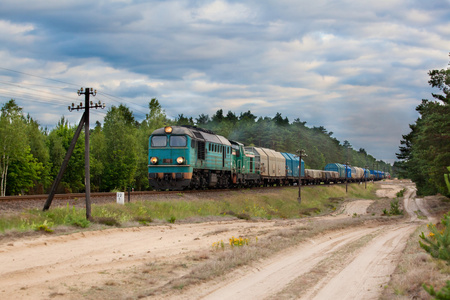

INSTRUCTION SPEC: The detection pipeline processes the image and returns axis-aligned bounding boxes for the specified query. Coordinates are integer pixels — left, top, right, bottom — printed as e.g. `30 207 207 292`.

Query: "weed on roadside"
134 216 153 225
396 189 406 198
34 220 54 233
383 199 404 216
93 217 121 227
65 215 91 228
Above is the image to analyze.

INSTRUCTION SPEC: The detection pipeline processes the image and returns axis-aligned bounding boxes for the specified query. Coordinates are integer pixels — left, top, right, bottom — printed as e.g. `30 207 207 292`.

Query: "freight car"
148 125 385 190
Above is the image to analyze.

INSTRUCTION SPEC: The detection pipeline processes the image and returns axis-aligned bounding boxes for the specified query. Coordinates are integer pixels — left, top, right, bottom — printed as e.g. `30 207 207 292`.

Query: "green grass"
0 183 378 233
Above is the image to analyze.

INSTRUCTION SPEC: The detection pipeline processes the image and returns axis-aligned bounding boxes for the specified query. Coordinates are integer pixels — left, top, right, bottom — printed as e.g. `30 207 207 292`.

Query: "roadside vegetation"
0 183 378 234
419 213 450 299
380 194 450 300
381 222 450 300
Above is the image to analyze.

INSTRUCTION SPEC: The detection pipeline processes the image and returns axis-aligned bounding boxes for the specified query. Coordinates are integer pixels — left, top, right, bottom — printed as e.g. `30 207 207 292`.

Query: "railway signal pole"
365 165 368 189
345 162 350 193
297 149 307 204
373 162 375 183
43 88 105 220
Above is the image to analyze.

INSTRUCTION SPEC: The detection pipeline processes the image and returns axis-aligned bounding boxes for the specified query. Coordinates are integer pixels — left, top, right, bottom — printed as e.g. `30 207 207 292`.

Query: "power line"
96 91 149 120
0 67 81 87
0 92 70 107
0 87 77 105
0 79 73 91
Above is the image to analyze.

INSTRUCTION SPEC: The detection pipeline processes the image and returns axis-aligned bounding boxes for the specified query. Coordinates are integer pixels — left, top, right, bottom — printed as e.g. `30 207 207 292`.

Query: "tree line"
0 96 391 196
396 58 450 196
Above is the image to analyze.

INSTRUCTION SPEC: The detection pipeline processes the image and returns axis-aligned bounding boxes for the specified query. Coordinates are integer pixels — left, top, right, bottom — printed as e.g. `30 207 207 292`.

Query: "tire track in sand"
199 226 381 300
302 223 417 300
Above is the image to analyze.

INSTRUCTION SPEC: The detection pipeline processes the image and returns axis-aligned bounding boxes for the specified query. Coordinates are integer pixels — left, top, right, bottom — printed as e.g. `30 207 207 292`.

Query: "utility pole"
296 149 307 204
365 165 368 189
79 88 95 219
373 162 375 183
43 88 105 220
345 162 350 193
377 162 379 181
345 145 350 193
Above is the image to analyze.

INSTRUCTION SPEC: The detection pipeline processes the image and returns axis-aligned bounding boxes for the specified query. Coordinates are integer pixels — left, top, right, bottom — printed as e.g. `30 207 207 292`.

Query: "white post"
116 192 125 205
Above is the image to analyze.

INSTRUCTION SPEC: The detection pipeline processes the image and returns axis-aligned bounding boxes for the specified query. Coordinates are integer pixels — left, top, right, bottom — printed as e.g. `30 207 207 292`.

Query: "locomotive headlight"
150 157 158 165
176 156 185 164
164 126 173 134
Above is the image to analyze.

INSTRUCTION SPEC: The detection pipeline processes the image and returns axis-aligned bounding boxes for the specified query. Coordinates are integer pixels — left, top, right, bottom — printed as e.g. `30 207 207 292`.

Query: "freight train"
148 125 387 190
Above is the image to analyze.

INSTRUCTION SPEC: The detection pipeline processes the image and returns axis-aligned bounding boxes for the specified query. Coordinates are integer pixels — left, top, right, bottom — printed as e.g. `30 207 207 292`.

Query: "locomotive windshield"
151 136 167 147
169 135 187 147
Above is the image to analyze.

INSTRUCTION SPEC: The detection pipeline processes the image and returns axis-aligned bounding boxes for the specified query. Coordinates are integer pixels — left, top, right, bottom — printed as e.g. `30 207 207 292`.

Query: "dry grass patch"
423 195 450 216
381 225 450 300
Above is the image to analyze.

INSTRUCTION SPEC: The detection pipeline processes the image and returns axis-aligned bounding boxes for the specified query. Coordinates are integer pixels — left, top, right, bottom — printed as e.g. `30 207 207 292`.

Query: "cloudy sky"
0 0 449 164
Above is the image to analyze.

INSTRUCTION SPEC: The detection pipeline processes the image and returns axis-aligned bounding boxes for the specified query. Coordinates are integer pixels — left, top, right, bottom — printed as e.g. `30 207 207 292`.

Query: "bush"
423 280 450 300
420 212 450 298
396 188 406 198
419 213 450 262
383 200 403 216
389 199 403 215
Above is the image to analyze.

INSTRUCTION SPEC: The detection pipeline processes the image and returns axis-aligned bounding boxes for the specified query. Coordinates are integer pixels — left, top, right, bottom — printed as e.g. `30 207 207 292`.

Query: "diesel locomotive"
148 125 386 191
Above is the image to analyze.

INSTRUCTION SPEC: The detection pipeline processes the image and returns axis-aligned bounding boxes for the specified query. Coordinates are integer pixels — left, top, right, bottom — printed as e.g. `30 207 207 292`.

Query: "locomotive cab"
148 126 193 190
148 125 233 190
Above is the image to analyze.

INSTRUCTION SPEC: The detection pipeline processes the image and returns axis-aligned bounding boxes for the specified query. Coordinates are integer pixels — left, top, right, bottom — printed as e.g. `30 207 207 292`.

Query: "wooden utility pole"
345 162 349 193
296 149 307 204
82 88 93 219
43 88 105 220
365 165 368 189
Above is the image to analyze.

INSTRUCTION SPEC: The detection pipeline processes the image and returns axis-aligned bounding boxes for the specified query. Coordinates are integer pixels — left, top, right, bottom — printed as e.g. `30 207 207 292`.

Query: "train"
148 125 388 190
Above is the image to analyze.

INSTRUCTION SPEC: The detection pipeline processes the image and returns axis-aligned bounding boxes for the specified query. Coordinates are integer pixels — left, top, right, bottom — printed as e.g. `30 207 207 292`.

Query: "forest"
0 98 392 196
396 60 450 196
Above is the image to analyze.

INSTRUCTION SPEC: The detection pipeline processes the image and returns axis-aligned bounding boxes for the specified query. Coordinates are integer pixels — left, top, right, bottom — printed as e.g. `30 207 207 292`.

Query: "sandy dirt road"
0 181 432 299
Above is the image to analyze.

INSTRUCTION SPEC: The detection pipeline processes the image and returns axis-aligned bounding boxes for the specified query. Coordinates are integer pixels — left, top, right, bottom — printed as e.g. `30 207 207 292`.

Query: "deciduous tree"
0 100 28 196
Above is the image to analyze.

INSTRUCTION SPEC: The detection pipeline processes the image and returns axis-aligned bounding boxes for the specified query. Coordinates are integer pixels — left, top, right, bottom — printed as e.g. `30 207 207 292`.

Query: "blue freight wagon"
281 152 304 178
325 163 351 180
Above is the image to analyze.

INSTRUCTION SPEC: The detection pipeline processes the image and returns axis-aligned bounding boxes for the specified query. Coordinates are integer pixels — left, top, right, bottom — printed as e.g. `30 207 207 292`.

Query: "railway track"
0 182 372 202
0 188 245 202
0 181 373 213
